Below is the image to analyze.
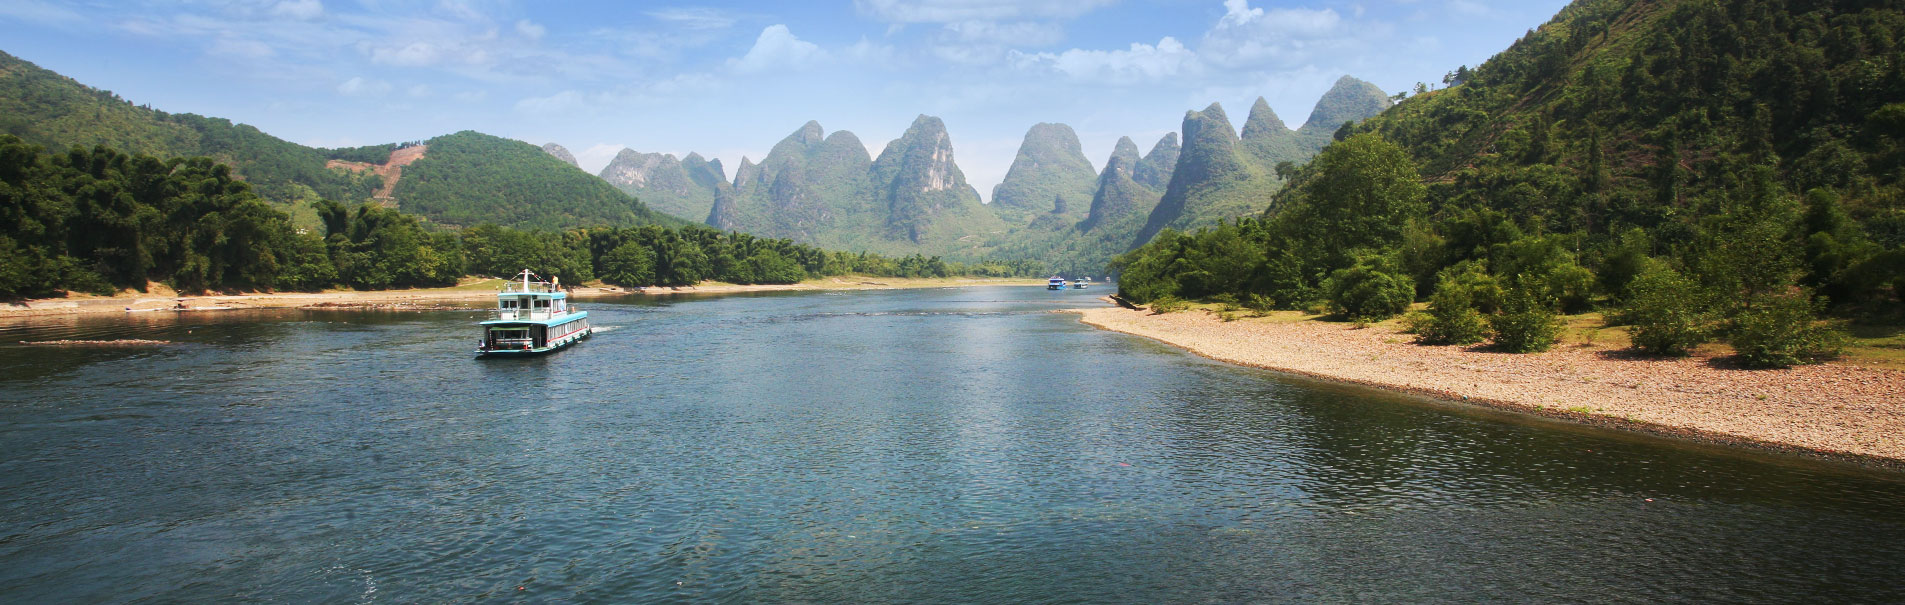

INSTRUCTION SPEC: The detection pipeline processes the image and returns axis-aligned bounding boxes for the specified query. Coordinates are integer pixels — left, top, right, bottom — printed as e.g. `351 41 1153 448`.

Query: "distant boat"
1070 279 1088 289
476 269 592 357
1047 276 1067 290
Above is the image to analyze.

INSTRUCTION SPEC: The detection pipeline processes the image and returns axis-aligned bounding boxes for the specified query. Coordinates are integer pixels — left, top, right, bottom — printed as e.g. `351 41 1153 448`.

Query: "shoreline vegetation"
1069 301 1905 469
1 276 1042 319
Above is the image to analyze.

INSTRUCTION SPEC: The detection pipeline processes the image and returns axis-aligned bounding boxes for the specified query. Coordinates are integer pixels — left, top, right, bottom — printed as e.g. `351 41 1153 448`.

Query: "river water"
1 286 1901 602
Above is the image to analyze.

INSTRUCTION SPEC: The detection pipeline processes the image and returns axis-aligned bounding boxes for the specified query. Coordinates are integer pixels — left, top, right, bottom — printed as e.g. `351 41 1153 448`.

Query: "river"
2 286 1901 602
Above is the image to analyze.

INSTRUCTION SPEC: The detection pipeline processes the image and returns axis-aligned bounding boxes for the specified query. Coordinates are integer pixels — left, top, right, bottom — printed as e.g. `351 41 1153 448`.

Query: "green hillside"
1118 0 1905 366
393 131 687 231
990 123 1099 224
0 50 386 206
1132 103 1272 246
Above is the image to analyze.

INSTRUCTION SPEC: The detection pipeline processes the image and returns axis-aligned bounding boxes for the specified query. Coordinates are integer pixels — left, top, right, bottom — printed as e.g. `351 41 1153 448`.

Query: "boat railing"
493 309 568 321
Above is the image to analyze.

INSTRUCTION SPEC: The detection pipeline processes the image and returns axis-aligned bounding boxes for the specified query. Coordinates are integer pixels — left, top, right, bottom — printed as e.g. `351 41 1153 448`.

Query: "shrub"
1416 278 1489 345
1244 293 1276 316
1546 263 1598 314
1435 261 1504 313
1150 295 1190 314
1489 275 1562 353
1620 262 1711 356
1730 292 1847 368
1326 262 1415 322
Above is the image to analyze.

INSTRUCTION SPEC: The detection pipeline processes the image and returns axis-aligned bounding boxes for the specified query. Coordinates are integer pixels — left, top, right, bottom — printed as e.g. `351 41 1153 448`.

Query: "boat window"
501 300 517 308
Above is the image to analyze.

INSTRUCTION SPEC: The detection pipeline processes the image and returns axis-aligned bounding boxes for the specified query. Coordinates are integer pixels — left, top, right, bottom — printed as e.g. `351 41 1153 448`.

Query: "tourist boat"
1070 279 1088 290
476 269 591 357
1048 276 1067 290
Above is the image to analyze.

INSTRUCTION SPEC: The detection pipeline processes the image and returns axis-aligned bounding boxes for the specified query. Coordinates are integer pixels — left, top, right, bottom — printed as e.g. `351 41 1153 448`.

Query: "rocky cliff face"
540 143 578 168
990 122 1099 223
871 115 998 244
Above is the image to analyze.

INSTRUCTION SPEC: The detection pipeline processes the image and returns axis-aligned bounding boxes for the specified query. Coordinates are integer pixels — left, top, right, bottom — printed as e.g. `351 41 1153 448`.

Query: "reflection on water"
0 286 1901 602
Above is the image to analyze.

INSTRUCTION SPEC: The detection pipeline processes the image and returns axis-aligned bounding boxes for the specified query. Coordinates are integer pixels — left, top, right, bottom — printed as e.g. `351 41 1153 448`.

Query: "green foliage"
1489 275 1562 353
0 51 380 204
991 123 1098 221
1119 0 1905 336
1149 295 1189 314
394 132 682 231
0 135 315 295
1618 261 1712 356
1325 256 1415 322
1730 292 1847 368
1416 276 1490 345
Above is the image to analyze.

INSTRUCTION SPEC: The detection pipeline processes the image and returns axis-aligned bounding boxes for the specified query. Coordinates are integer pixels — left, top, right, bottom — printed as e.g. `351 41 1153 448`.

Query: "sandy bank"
1 277 1041 319
1070 305 1905 467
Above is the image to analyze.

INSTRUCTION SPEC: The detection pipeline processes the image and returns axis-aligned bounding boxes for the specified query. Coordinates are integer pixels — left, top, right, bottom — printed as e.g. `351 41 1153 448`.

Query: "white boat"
475 269 592 357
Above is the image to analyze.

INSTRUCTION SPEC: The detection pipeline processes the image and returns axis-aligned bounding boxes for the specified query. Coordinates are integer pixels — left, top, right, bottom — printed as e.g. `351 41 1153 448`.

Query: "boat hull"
476 327 591 357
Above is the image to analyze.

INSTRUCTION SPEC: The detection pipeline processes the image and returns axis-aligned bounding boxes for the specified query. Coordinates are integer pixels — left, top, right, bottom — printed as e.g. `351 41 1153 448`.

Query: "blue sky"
1 0 1570 200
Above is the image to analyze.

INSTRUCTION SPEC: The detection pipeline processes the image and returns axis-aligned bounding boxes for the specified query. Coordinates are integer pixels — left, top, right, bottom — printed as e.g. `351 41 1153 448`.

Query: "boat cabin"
476 270 592 356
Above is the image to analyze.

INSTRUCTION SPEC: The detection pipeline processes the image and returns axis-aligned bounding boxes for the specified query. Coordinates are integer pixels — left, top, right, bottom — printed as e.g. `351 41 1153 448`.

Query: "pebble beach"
1072 305 1905 467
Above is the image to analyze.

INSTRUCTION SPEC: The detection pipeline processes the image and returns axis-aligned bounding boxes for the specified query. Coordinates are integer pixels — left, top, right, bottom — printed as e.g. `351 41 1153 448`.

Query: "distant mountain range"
591 75 1393 267
2 45 1392 269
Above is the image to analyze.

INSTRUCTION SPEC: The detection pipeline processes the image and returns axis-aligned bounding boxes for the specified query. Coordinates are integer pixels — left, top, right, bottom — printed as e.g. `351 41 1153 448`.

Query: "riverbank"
1070 304 1905 467
0 276 1042 319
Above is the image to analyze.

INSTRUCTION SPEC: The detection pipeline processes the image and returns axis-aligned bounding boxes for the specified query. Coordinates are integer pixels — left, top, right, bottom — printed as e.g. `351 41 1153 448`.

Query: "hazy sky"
2 0 1570 201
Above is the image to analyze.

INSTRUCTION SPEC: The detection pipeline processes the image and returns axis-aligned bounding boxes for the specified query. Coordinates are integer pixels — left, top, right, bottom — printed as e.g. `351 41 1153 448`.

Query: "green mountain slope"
393 131 686 230
1240 97 1303 168
1295 75 1395 153
871 115 1006 251
1133 133 1179 191
1133 103 1272 245
1080 136 1158 232
990 123 1099 224
0 50 386 205
598 149 724 222
1117 0 1905 352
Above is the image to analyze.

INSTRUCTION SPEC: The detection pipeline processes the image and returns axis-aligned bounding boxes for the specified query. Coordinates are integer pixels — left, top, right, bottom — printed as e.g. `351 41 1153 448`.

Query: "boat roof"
481 311 588 327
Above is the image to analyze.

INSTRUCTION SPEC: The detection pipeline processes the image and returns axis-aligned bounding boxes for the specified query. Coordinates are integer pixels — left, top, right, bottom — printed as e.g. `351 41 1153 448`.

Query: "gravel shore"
1071 305 1905 467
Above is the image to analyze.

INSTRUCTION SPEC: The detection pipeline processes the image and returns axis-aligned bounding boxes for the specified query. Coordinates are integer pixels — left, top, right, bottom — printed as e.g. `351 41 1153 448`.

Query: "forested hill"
1117 0 1904 368
0 50 389 204
1351 0 1903 240
391 131 687 231
0 50 685 232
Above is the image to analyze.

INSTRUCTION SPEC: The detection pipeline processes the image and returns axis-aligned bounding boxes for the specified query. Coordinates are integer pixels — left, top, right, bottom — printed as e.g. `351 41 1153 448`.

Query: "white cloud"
1201 1 1355 69
337 76 391 96
272 0 323 21
727 24 825 74
1010 37 1198 84
943 20 1062 45
366 41 447 67
855 0 1117 23
515 19 545 40
646 7 737 30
